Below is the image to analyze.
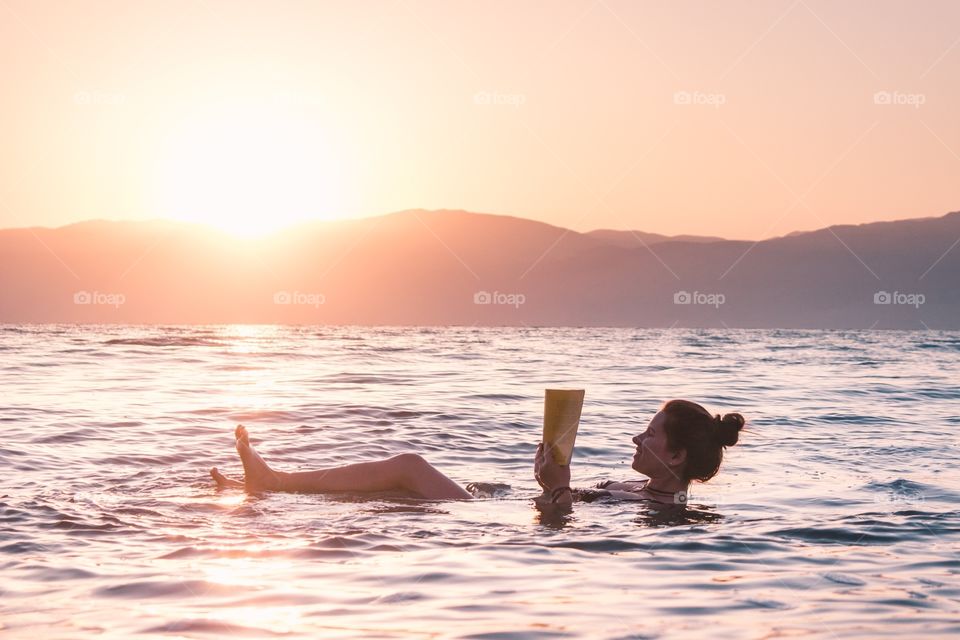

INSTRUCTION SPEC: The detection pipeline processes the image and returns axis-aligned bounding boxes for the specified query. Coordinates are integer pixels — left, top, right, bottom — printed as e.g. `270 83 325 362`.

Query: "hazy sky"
1 0 958 239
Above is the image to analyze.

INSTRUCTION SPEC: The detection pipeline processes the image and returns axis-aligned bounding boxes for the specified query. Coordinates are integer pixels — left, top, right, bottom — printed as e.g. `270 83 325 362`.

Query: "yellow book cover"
542 389 585 466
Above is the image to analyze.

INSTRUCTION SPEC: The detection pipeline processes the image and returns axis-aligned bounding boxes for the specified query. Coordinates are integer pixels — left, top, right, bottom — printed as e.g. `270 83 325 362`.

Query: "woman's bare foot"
234 424 284 492
210 467 244 489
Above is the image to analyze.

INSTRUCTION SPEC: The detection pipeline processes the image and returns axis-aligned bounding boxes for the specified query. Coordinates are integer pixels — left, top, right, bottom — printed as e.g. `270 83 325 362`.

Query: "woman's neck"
643 476 688 498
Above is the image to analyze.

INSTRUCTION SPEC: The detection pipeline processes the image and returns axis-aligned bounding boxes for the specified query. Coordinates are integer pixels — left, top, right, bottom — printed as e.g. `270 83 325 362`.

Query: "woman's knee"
392 452 428 470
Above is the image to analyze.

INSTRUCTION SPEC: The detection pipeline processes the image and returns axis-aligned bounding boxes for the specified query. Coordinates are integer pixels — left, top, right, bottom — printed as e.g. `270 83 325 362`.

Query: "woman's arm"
533 443 573 509
534 486 573 509
602 489 652 501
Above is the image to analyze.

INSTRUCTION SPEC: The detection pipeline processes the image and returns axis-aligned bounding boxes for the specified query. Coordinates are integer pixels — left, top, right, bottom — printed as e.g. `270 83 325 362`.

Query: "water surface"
2 325 959 638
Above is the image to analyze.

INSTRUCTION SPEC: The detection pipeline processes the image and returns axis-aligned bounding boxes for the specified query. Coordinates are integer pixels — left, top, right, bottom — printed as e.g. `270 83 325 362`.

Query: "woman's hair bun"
714 413 745 447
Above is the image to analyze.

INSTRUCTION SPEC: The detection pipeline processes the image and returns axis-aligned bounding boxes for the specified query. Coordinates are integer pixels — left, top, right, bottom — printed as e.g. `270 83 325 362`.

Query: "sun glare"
154 103 349 236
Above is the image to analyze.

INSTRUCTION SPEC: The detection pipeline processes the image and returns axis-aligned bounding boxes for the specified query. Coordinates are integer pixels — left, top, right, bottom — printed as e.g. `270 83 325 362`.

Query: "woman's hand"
534 442 571 492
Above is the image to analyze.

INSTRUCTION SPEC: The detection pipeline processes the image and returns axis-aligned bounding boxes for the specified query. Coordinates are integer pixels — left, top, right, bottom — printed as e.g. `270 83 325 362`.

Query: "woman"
210 399 745 506
536 399 745 507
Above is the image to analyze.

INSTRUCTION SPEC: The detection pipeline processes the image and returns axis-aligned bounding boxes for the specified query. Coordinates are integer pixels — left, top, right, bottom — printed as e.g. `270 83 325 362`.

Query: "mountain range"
1 209 957 328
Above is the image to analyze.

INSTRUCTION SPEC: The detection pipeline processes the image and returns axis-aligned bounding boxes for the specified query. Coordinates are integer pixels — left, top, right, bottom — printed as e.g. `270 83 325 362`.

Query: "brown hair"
661 399 745 483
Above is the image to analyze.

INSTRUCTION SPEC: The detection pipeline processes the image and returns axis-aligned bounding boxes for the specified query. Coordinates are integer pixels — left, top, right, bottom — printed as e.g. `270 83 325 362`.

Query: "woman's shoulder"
573 480 654 503
596 479 649 491
571 487 657 503
603 489 656 501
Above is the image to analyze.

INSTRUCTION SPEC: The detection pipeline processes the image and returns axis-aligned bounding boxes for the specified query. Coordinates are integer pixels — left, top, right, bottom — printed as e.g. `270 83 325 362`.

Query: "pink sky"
1 0 958 239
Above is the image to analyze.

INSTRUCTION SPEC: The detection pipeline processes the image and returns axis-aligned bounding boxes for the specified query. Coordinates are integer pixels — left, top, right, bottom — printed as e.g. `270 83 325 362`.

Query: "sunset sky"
1 0 958 239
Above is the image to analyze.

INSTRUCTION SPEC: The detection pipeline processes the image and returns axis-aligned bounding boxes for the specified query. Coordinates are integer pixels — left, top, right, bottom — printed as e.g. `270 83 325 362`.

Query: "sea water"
2 325 959 638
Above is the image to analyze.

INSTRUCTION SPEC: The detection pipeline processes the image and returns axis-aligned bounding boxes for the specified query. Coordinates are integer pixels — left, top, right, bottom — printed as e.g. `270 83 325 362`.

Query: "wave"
770 525 902 545
862 478 931 494
227 409 305 422
323 372 413 384
104 337 224 347
914 340 960 351
142 618 289 636
465 482 513 498
96 579 236 599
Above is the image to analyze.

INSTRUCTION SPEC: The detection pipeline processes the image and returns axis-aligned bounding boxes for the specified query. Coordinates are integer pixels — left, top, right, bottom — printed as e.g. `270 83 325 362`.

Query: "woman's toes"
235 424 249 447
210 467 227 487
211 467 245 489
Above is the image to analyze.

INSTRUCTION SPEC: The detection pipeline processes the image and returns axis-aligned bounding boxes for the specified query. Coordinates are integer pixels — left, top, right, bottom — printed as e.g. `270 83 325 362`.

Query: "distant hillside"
0 209 957 328
585 229 728 247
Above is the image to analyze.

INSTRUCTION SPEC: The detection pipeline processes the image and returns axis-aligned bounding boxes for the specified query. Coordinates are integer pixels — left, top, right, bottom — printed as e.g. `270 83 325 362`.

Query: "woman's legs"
210 425 472 500
279 453 472 499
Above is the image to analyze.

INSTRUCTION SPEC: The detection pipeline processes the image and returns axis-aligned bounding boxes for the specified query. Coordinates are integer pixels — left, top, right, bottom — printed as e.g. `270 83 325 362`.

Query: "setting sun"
153 102 349 236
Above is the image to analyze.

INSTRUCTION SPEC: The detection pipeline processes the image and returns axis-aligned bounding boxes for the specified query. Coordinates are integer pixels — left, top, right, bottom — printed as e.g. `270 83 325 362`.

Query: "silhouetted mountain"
585 229 728 246
1 209 957 328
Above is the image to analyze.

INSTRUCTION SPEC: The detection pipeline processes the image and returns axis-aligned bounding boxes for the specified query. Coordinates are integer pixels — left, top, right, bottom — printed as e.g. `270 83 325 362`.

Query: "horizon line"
2 207 957 242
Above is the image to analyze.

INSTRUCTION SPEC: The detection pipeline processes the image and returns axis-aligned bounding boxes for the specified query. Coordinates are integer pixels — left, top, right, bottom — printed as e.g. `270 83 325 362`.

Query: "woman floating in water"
211 399 745 508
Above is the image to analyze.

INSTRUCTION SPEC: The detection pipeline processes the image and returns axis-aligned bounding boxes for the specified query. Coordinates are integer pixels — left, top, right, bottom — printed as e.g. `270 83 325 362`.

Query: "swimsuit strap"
643 484 679 496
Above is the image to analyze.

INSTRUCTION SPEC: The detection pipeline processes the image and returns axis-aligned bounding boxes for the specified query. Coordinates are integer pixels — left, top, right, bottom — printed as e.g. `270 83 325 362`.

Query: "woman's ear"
669 447 687 468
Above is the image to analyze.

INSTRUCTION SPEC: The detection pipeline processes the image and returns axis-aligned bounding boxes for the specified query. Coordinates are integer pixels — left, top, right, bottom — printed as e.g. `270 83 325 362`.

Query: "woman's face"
631 411 685 478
